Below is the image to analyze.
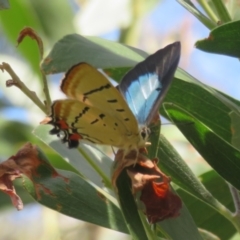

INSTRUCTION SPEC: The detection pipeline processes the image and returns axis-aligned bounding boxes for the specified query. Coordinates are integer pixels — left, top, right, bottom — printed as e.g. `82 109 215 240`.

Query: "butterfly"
41 42 180 155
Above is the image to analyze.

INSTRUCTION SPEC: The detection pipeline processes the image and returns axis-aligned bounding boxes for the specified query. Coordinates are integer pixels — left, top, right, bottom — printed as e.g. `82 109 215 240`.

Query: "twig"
17 27 52 114
0 62 47 114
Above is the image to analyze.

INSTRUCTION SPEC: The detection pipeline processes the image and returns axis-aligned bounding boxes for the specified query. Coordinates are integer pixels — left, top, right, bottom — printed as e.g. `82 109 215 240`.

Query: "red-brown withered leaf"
0 143 63 210
0 158 23 210
113 149 182 223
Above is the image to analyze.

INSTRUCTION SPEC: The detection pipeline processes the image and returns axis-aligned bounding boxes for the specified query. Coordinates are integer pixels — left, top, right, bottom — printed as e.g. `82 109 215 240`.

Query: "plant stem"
211 0 232 23
0 62 47 114
228 183 240 215
197 0 219 23
228 183 240 232
41 71 52 115
77 147 112 189
177 0 217 29
17 27 52 115
212 194 240 233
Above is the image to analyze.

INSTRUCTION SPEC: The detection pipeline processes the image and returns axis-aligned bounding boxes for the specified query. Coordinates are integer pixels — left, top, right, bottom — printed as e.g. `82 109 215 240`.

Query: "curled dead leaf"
17 27 43 59
0 169 22 210
113 149 182 223
0 142 65 210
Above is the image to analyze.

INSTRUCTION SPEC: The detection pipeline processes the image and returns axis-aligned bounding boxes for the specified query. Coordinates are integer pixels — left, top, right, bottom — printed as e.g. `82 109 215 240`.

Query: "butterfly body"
42 42 180 154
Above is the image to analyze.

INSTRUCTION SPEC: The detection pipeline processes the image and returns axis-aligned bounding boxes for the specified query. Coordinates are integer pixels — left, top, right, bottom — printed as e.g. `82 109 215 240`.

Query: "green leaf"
164 103 240 191
177 170 236 239
157 134 214 204
158 203 203 240
229 111 240 150
195 20 240 58
116 169 149 240
162 68 240 145
22 147 128 234
41 34 148 74
104 67 132 82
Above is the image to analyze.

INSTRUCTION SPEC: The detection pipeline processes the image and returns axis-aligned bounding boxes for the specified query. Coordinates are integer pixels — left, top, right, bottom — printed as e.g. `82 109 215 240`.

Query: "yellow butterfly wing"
44 99 141 149
60 63 139 133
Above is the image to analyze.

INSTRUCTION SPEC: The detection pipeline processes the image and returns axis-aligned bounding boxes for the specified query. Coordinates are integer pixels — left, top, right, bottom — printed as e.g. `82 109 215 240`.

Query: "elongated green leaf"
177 170 236 240
41 34 148 74
116 170 149 240
195 20 240 58
161 68 240 146
157 134 214 203
164 103 240 190
22 147 128 233
158 203 203 240
229 111 240 150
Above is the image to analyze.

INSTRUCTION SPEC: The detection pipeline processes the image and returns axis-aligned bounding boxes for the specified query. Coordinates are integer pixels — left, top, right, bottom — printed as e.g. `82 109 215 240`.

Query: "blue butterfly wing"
119 42 181 126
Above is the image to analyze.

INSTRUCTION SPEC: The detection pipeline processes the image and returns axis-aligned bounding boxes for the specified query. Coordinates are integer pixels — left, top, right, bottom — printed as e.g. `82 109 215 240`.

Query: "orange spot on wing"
53 101 63 114
57 120 69 130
